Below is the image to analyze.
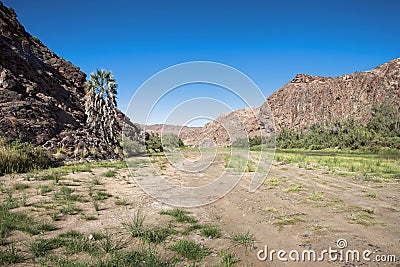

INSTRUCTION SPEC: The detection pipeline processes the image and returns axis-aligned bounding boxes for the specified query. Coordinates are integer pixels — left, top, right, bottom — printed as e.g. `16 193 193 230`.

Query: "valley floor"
0 150 399 266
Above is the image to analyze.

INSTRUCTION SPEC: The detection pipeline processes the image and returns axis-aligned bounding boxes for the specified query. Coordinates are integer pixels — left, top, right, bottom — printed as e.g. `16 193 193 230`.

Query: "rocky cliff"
263 58 400 130
174 59 400 147
0 2 139 159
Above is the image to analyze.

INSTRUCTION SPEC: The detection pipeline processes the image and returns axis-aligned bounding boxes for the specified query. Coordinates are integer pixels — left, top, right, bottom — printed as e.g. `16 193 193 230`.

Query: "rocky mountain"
0 2 140 159
169 59 400 147
143 124 200 137
263 58 400 130
179 106 274 147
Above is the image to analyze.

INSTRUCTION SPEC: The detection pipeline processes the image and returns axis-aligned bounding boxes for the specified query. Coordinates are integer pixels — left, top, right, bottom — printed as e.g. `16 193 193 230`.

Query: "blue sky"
3 0 400 126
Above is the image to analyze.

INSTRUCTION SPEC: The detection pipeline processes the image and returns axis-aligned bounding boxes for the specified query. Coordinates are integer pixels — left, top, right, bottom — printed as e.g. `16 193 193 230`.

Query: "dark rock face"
263 58 400 130
0 2 140 159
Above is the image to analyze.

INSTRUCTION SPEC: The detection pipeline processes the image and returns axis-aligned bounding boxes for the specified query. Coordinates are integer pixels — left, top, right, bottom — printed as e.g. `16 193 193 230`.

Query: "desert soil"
1 151 399 267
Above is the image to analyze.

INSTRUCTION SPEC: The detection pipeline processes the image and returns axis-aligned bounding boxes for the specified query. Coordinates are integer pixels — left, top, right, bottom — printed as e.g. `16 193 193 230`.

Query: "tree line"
265 103 399 151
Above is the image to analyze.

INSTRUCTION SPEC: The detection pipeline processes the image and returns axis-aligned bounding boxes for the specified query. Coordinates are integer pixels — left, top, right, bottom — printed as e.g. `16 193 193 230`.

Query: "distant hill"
168 59 400 147
0 2 140 159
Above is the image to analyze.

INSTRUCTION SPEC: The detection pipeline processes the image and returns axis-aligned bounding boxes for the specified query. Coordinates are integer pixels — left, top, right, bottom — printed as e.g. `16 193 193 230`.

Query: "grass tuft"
200 224 222 239
230 230 255 250
169 239 210 261
160 208 197 223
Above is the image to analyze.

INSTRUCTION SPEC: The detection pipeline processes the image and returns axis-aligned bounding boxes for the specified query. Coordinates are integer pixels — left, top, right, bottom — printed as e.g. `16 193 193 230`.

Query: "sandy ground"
1 151 399 266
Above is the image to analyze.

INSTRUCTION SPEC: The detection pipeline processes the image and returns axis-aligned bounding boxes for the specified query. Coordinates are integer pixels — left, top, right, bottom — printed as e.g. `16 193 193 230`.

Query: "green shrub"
145 132 163 153
0 139 52 175
161 134 185 150
275 103 400 150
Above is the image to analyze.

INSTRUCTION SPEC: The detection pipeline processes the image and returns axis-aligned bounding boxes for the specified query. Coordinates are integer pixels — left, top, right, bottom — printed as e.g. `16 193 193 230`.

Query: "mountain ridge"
149 58 400 147
0 1 141 159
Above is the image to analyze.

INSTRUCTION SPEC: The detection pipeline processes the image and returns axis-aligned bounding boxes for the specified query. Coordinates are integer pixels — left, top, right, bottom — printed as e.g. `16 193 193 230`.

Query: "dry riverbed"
0 151 399 266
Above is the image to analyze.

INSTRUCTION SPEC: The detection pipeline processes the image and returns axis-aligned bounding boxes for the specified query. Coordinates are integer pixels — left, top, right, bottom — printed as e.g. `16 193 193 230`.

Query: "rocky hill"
179 106 274 147
173 59 400 147
0 2 140 159
143 124 200 137
263 58 400 130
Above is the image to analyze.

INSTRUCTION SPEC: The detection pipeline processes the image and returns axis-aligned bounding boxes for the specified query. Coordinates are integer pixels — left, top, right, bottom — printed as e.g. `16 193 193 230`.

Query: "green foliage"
160 208 197 223
220 251 239 266
85 69 119 145
276 103 400 150
123 210 176 244
123 136 145 156
232 135 276 149
102 170 116 177
229 230 255 250
231 138 249 149
145 132 164 153
274 150 400 180
200 224 222 238
169 239 210 261
0 202 56 244
0 244 23 264
0 139 52 175
161 134 185 150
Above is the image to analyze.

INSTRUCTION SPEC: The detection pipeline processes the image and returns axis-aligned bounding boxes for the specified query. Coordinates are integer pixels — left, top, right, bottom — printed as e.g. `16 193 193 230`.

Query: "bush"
122 137 145 157
0 139 52 175
161 134 184 150
145 132 163 153
275 103 400 150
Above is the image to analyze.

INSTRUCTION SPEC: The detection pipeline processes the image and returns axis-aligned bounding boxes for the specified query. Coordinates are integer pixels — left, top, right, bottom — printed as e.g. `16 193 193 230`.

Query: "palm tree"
84 69 119 145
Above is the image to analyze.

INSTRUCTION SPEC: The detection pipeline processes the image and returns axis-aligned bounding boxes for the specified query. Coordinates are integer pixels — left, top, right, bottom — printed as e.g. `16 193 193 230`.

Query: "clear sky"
3 0 399 126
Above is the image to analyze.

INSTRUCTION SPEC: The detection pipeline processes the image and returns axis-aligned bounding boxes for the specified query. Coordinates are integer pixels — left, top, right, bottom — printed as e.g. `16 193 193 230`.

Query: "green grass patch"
102 170 117 177
93 191 113 201
309 191 325 201
220 251 239 266
123 210 176 243
83 215 97 221
0 202 56 244
224 154 256 173
60 203 82 215
91 177 102 185
54 186 87 203
266 207 305 227
0 244 23 265
0 139 52 176
182 223 203 235
265 177 280 187
274 149 400 181
160 208 197 223
347 208 385 226
200 224 222 239
38 184 54 195
114 199 128 206
230 230 255 250
169 239 210 261
29 237 62 257
283 183 304 193
13 183 29 190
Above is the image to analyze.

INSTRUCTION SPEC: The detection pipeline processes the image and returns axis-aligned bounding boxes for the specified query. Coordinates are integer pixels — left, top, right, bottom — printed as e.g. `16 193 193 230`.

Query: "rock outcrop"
169 59 400 147
263 58 400 130
0 2 140 159
180 106 274 147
